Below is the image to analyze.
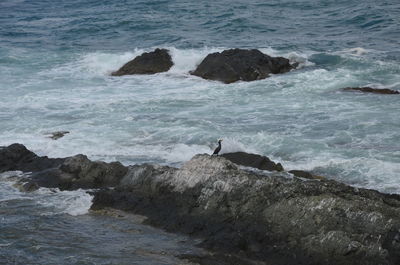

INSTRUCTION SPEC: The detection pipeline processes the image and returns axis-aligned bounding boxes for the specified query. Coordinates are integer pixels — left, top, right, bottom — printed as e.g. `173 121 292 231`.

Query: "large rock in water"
190 48 295 83
111 48 173 76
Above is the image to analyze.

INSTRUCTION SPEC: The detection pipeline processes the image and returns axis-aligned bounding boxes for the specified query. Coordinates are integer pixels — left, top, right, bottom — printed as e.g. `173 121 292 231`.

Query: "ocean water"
0 0 399 263
0 172 202 265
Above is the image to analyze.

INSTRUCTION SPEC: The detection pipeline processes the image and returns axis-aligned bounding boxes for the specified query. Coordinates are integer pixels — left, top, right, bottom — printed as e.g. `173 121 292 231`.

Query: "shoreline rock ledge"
1 144 400 265
190 48 296 83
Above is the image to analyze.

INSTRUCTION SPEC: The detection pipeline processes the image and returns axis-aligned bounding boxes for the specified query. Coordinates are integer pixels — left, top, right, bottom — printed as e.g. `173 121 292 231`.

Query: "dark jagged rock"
190 49 295 83
4 144 400 264
92 155 400 265
221 152 284 171
111 48 173 76
343 87 399 94
0 143 64 173
289 169 324 180
28 154 128 190
58 154 128 188
0 144 127 190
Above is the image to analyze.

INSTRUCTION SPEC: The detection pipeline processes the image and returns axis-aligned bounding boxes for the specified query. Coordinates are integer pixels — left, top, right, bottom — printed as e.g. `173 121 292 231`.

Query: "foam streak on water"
0 171 93 216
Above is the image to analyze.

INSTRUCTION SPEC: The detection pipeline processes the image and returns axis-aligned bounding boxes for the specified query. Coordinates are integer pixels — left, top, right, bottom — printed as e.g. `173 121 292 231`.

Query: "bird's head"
218 139 223 143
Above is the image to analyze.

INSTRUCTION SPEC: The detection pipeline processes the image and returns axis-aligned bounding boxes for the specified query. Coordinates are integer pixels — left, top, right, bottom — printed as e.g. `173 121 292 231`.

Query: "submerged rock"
14 181 39 192
47 131 69 140
111 48 173 76
221 152 284 171
190 49 295 83
343 87 399 94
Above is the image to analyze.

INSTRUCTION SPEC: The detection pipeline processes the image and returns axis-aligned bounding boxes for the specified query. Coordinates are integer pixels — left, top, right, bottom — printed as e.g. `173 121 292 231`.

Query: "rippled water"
0 0 400 263
0 172 202 265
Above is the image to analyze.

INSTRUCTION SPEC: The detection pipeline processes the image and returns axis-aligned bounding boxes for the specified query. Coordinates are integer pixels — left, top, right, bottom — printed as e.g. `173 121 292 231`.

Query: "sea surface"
1 0 400 264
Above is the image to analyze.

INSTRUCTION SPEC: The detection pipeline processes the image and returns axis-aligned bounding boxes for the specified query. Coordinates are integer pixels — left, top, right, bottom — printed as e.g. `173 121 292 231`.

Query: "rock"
47 131 69 140
221 152 284 171
111 48 173 76
190 49 295 83
30 154 129 190
14 181 39 192
5 144 400 264
58 154 128 189
0 143 64 173
0 144 127 190
343 87 399 94
91 154 400 265
289 170 324 180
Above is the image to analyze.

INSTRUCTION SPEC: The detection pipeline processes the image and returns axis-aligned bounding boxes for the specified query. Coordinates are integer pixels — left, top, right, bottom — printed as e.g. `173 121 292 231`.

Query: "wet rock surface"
0 143 64 173
288 169 324 180
91 155 400 265
343 87 399 94
0 143 127 190
26 154 128 190
190 49 295 83
2 144 400 265
111 48 173 76
221 151 284 171
47 131 70 140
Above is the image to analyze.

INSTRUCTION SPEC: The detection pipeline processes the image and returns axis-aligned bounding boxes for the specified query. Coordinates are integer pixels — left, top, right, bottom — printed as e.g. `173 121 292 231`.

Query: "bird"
212 139 223 156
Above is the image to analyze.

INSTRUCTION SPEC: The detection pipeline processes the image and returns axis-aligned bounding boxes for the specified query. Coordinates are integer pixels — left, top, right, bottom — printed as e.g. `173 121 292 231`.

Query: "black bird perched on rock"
212 139 223 156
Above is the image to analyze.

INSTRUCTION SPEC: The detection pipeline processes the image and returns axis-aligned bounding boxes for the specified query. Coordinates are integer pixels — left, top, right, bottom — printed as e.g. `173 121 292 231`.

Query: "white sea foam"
218 137 258 155
80 51 140 75
259 47 315 68
0 171 93 216
36 188 93 216
1 46 399 195
168 46 222 75
341 47 369 56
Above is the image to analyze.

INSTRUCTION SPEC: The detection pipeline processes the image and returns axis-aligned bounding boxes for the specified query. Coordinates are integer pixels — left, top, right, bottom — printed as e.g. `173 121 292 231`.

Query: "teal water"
0 1 400 263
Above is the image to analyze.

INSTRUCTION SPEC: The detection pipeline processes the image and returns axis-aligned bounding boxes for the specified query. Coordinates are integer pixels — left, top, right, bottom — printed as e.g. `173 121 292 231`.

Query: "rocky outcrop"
190 49 295 83
343 87 399 94
0 143 127 190
92 155 400 265
0 143 64 173
2 144 400 265
221 151 284 171
111 48 173 76
27 154 128 190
